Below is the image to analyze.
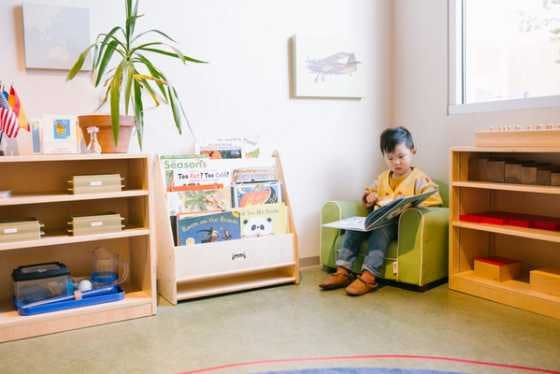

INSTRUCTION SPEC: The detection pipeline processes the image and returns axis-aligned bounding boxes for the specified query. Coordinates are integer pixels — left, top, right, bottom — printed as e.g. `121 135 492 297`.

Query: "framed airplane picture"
292 35 366 99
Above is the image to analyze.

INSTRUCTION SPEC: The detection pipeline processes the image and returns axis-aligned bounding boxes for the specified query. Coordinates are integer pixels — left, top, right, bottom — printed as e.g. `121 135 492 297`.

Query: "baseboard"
379 277 448 292
299 256 320 269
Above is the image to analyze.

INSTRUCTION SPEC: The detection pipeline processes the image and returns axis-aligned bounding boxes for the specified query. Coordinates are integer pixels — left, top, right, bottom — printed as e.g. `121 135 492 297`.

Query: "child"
319 127 442 296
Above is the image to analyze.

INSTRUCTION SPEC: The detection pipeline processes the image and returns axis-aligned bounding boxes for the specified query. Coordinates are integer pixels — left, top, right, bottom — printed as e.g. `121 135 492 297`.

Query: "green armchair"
320 182 449 288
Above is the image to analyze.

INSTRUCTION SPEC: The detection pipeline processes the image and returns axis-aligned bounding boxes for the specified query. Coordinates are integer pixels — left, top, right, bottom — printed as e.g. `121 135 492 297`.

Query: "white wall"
393 0 560 182
0 0 393 259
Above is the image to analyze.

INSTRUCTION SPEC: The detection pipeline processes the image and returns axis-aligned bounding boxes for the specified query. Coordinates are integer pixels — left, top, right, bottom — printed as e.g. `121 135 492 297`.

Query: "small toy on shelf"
530 268 560 296
474 257 521 282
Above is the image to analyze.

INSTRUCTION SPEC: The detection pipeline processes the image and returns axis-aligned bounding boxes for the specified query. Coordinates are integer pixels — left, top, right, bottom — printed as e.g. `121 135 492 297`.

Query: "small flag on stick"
8 86 30 131
0 107 19 138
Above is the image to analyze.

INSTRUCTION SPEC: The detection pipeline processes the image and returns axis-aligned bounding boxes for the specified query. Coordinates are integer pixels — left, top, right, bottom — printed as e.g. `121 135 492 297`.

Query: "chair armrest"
320 200 368 269
397 207 449 285
321 200 368 223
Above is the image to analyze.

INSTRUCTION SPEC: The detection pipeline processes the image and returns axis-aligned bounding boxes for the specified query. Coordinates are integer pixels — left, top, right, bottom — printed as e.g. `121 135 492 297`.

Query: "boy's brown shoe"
319 269 354 290
345 275 378 296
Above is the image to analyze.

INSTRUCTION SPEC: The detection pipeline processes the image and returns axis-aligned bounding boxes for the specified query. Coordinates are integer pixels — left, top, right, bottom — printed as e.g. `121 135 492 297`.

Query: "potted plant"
67 0 205 152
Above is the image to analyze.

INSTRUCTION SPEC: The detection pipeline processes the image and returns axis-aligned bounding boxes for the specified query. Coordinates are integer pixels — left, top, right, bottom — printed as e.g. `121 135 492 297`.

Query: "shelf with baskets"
450 147 560 319
0 154 156 342
155 151 300 304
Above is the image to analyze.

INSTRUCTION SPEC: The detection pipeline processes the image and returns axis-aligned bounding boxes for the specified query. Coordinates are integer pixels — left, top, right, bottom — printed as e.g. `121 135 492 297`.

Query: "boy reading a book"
319 127 442 296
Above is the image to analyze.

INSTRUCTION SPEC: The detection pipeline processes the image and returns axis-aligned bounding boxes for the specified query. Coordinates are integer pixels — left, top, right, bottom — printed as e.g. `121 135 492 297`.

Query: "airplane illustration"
305 52 361 82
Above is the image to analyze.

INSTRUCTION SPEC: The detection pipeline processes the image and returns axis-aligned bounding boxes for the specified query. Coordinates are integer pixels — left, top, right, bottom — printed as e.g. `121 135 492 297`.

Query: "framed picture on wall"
292 35 366 99
22 3 92 71
40 115 80 154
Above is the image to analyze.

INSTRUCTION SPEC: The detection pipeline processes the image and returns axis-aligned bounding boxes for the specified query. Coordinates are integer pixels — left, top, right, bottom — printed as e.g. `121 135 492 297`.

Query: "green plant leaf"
95 40 119 87
133 80 144 149
110 64 123 144
136 78 161 106
135 54 169 102
130 41 164 55
132 29 176 43
174 88 196 138
168 86 182 135
124 64 134 115
130 0 139 36
140 47 207 63
94 26 125 69
66 44 95 80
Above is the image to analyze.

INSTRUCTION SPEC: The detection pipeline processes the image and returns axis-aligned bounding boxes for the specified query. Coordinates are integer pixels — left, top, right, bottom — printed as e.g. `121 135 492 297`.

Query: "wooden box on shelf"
68 213 124 236
505 163 522 184
486 160 505 182
521 164 538 185
530 268 560 297
450 146 560 320
0 154 156 343
474 257 520 282
0 219 44 242
155 152 300 304
537 169 552 185
68 174 123 194
475 129 560 148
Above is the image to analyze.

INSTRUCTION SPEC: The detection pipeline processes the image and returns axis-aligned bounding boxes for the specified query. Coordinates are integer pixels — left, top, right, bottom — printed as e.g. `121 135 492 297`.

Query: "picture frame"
22 3 92 71
40 115 80 154
292 35 366 98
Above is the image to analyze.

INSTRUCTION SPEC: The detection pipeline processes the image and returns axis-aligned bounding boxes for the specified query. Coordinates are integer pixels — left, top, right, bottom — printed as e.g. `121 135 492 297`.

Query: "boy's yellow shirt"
366 167 443 208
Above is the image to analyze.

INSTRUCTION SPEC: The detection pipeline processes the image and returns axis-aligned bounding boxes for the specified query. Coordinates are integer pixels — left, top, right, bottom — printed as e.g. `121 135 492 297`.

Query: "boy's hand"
362 192 378 208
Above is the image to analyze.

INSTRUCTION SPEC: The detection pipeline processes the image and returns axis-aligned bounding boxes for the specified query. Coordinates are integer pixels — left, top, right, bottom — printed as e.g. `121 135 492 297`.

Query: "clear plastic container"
12 262 73 306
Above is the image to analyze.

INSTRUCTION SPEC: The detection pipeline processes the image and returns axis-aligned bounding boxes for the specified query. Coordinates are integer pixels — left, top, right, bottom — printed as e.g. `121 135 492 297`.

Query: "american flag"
0 88 19 138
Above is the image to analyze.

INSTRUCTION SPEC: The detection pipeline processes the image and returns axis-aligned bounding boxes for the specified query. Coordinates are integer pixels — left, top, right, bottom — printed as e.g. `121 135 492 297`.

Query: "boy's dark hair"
380 126 415 154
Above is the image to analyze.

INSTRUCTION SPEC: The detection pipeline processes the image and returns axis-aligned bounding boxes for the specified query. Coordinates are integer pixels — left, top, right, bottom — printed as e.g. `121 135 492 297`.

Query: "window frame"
447 0 560 114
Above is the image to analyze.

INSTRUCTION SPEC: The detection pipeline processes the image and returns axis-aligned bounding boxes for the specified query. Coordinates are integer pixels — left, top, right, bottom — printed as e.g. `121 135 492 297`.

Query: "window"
449 0 560 113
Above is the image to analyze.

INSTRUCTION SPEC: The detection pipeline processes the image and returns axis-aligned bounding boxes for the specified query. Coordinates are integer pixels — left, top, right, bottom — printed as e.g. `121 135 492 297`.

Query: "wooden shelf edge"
0 291 153 326
452 221 560 243
0 228 150 251
451 146 560 153
0 154 149 163
0 190 149 206
452 181 560 195
176 262 297 283
176 276 297 301
0 292 154 343
451 272 560 319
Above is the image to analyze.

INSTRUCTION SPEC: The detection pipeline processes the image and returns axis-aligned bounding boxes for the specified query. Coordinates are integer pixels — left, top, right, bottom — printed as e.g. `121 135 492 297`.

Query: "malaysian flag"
0 86 19 138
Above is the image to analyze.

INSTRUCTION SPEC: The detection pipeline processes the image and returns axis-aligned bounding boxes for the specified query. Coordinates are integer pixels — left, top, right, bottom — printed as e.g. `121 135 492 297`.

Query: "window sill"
448 95 560 115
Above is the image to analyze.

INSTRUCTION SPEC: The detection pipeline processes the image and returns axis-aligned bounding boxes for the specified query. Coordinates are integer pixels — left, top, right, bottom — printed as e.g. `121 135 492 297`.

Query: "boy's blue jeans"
336 219 398 277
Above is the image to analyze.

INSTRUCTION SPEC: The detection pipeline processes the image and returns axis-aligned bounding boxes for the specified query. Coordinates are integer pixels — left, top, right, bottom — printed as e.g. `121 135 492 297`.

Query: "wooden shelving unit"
450 147 560 319
0 154 156 342
155 152 300 304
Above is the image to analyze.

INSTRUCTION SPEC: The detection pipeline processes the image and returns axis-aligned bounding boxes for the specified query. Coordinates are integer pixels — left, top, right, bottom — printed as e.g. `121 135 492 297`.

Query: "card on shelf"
40 115 80 154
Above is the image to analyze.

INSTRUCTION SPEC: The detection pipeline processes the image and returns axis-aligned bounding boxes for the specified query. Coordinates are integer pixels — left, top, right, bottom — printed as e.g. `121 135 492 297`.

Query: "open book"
322 189 438 232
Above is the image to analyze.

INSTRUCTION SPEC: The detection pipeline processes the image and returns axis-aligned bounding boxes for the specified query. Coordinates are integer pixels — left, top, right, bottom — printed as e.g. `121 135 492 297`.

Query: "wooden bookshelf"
155 152 300 304
450 147 560 319
0 154 156 342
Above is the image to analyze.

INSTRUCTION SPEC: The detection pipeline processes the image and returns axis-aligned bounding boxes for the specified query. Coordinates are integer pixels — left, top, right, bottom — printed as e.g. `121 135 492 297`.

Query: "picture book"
176 211 241 246
195 137 260 159
232 166 277 184
159 155 276 190
166 184 230 216
236 203 288 238
232 181 282 208
322 189 438 232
